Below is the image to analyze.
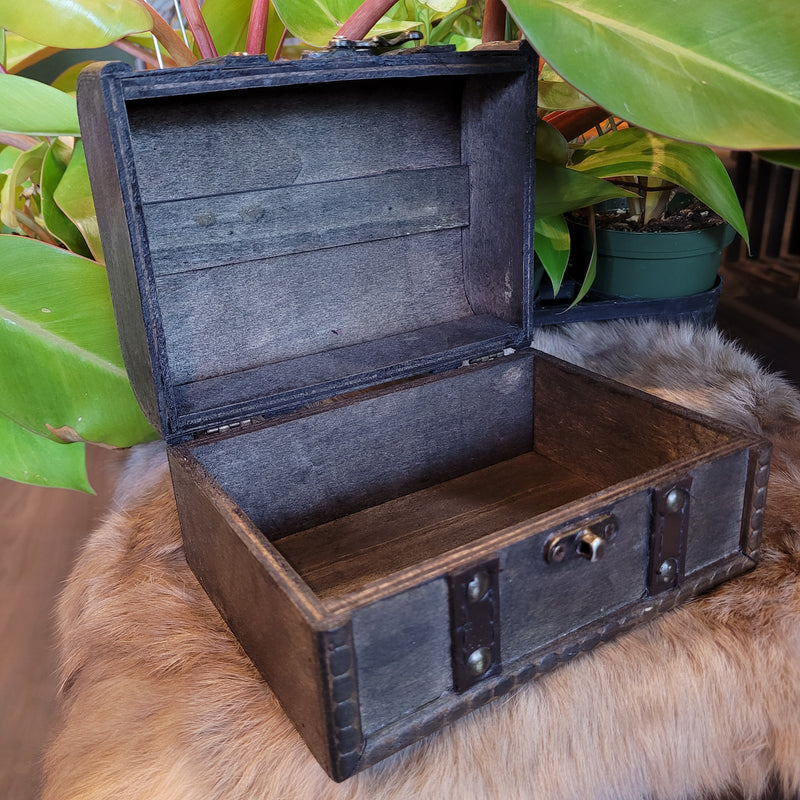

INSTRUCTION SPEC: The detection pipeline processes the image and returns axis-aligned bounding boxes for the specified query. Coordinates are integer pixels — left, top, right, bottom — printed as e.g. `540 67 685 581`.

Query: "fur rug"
41 320 800 800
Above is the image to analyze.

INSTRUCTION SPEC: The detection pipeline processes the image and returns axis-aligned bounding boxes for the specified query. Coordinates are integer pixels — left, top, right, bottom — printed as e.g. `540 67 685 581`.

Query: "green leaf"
536 119 569 165
506 0 800 149
0 413 92 492
0 73 79 135
0 140 47 229
538 66 595 112
570 128 749 244
418 0 464 14
50 60 94 94
534 214 570 295
536 158 636 217
40 138 92 257
0 0 152 49
755 150 800 170
0 235 157 448
52 139 103 261
271 0 362 46
3 32 54 72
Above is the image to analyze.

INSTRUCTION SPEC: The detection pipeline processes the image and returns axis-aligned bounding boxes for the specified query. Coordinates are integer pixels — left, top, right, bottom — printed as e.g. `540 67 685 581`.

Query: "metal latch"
543 515 617 565
448 559 501 692
327 31 424 53
647 478 692 595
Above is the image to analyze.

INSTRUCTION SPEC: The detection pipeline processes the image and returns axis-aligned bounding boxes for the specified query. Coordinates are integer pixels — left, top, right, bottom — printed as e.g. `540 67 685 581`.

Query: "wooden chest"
77 42 770 782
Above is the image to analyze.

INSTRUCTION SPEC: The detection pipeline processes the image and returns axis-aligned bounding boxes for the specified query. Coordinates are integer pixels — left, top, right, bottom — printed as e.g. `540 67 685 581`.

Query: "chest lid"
77 42 537 443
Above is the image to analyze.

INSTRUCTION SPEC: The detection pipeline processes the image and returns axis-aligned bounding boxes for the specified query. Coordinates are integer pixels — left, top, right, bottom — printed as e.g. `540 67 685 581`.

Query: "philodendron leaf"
0 0 152 49
0 235 157 448
3 32 55 73
0 141 47 229
506 0 800 150
271 0 362 46
0 413 92 492
536 159 635 217
534 214 570 295
0 74 79 135
570 128 749 244
52 139 103 261
41 138 92 257
756 150 800 170
536 119 569 165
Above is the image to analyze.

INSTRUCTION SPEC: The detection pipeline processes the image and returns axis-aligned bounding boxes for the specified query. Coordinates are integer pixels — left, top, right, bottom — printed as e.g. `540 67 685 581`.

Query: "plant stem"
179 0 218 58
113 39 177 69
0 133 41 150
482 0 507 43
246 0 270 54
274 27 289 60
129 0 197 65
336 0 400 41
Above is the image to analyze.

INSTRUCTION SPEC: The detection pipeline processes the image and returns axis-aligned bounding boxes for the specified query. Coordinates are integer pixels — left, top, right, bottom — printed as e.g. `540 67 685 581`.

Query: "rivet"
664 487 687 513
602 518 617 539
658 558 678 583
466 571 491 603
545 539 568 564
466 647 492 677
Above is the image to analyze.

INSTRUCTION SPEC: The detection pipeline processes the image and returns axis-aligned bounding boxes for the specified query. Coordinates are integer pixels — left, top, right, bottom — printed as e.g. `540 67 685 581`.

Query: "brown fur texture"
41 320 800 800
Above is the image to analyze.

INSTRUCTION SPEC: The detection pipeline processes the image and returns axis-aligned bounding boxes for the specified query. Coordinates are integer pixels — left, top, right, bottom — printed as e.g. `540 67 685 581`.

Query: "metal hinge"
204 418 253 436
462 348 517 367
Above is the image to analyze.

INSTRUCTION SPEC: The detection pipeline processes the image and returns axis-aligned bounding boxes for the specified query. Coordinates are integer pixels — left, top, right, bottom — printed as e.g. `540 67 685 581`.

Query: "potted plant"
534 112 748 306
0 0 798 493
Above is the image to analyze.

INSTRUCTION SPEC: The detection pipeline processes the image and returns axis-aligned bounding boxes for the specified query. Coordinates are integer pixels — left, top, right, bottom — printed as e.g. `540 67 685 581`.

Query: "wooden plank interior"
533 352 734 485
144 166 470 272
157 229 473 387
275 451 600 601
172 314 518 422
190 355 535 535
126 80 463 204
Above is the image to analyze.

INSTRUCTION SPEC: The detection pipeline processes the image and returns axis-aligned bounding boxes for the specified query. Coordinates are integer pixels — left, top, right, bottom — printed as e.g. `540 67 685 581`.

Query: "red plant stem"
273 27 289 60
336 0 399 41
246 0 270 54
129 0 197 65
113 39 176 69
179 0 218 59
544 107 610 142
0 133 40 150
481 0 507 43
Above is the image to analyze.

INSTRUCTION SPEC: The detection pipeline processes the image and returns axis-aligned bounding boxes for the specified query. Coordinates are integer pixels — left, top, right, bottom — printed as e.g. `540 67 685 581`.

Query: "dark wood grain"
533 351 735 485
143 166 470 273
77 46 535 442
190 354 535 539
275 451 598 600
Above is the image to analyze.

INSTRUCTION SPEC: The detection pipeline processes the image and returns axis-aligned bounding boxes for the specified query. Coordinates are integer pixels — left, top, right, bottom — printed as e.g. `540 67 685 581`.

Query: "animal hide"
41 320 800 800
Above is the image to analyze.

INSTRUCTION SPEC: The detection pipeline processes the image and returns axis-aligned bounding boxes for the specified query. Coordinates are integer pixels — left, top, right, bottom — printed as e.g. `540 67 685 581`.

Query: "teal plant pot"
573 223 736 299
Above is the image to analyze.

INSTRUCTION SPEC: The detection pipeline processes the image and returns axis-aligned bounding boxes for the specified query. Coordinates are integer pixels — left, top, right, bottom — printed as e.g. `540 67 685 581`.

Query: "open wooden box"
77 42 770 781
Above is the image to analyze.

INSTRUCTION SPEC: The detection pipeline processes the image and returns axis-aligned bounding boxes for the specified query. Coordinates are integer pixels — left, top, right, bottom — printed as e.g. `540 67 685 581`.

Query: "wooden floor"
0 446 126 800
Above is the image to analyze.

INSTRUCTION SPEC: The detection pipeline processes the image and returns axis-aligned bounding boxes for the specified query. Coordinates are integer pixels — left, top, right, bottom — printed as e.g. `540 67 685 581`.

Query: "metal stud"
466 571 490 603
466 647 492 677
545 538 568 564
658 558 678 584
664 487 687 513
